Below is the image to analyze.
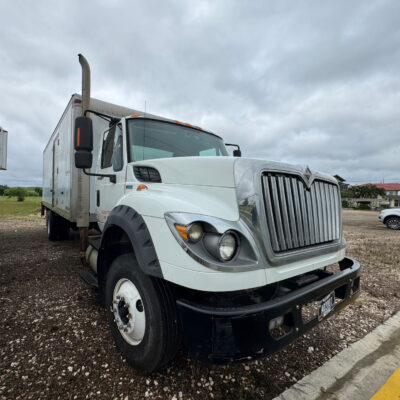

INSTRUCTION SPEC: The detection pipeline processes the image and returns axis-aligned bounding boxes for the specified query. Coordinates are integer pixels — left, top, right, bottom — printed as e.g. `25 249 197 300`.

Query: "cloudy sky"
1 0 399 187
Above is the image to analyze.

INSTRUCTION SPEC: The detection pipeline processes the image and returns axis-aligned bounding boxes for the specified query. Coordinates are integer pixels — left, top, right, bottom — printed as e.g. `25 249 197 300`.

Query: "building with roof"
333 175 349 190
360 183 400 208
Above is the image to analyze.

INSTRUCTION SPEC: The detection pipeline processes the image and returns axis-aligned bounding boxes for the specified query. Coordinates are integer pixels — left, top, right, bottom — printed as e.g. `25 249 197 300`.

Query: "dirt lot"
0 210 399 400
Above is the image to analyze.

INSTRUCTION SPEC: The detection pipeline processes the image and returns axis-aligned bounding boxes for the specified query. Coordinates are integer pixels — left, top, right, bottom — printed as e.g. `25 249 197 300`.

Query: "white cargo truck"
42 56 361 372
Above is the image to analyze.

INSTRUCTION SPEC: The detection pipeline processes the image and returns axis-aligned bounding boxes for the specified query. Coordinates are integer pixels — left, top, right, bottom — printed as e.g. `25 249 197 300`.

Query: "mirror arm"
225 143 241 150
83 109 120 125
83 168 116 184
225 143 242 157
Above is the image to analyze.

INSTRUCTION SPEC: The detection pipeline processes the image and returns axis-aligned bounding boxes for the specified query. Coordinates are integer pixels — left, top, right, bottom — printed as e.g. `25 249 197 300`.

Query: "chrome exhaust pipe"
78 54 91 116
77 54 91 258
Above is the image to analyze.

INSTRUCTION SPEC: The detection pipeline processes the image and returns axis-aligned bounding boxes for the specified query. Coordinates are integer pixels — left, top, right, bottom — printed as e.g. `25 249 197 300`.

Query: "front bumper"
177 257 361 364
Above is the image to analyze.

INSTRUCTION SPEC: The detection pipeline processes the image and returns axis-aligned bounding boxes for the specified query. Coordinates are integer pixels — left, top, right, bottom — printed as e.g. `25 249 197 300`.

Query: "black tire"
46 210 70 241
46 210 59 241
386 216 400 230
57 217 70 240
105 253 181 373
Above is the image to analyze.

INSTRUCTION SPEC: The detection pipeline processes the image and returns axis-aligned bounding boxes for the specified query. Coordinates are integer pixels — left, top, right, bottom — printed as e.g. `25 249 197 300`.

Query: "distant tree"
4 187 28 202
341 200 350 208
340 190 353 199
0 184 8 196
341 185 385 199
34 187 43 196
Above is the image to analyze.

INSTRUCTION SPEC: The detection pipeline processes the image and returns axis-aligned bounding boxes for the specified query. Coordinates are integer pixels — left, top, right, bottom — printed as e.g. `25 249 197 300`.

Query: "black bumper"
176 257 361 364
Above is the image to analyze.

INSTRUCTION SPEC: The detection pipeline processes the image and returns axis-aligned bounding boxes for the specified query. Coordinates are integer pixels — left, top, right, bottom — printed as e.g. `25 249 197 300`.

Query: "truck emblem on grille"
304 167 312 187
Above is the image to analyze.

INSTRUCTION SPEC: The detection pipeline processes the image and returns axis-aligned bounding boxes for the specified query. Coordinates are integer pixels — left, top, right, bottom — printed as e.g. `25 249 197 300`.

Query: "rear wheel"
46 210 58 241
105 253 181 373
386 216 400 230
46 210 70 241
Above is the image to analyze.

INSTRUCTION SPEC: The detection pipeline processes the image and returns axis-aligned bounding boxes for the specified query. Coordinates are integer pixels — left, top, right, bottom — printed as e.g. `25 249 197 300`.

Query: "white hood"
133 156 237 187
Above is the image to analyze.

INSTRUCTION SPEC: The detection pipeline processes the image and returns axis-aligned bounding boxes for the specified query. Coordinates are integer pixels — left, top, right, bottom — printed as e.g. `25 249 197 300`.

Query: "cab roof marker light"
131 114 142 118
174 120 182 124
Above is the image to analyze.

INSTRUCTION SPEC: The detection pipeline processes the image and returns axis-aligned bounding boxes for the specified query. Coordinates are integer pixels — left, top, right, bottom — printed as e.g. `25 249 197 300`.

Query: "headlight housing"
165 213 259 271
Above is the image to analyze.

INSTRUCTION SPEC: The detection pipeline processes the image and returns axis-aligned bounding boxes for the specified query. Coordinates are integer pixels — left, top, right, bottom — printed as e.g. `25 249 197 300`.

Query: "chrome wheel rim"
112 278 146 345
387 218 400 230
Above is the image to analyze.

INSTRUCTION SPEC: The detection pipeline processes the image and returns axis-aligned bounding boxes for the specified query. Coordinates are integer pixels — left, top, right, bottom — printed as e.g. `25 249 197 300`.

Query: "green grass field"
0 196 42 219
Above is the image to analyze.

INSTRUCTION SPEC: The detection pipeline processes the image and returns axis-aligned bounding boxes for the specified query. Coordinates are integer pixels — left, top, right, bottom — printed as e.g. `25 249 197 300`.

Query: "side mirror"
225 143 242 157
74 116 93 169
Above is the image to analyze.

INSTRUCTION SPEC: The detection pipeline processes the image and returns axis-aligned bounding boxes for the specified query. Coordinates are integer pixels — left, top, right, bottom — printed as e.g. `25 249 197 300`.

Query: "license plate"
318 291 335 321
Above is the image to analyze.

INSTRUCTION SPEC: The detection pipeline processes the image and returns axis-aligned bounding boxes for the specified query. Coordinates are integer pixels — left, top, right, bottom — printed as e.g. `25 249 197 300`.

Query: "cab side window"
112 125 123 172
101 124 123 171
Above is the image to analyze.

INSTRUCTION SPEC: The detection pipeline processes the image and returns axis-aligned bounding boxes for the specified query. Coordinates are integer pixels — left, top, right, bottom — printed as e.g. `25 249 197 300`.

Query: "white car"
378 208 400 230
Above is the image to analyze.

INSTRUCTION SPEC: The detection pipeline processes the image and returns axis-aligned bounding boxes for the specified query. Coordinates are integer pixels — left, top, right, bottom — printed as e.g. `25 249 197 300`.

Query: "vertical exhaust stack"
77 54 91 259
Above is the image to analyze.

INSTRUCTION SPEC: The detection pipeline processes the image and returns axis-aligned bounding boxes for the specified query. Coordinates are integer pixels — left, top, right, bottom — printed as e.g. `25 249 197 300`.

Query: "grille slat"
262 176 280 252
270 176 286 251
305 189 315 245
261 173 340 253
284 177 299 248
291 177 305 247
298 180 310 246
277 176 293 249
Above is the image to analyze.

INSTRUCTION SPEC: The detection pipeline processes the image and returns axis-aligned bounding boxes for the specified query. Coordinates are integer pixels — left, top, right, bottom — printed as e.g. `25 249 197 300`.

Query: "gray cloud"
1 0 399 187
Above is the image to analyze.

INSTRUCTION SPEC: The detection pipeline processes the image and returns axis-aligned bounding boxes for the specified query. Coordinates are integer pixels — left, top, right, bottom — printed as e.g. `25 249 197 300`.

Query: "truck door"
52 135 59 207
96 123 126 230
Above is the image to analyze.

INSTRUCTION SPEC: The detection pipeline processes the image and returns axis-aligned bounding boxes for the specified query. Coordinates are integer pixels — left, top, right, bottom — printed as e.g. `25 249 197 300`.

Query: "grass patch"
0 196 42 219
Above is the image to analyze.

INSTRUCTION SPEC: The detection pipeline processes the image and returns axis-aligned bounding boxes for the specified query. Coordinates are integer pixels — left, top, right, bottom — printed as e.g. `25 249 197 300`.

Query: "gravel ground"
0 210 399 400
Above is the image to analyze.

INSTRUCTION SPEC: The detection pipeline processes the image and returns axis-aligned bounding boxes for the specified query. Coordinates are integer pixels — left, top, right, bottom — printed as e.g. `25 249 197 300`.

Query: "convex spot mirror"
74 116 93 169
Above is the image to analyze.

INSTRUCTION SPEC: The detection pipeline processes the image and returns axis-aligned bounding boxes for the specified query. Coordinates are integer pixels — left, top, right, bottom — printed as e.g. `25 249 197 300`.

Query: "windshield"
127 119 229 162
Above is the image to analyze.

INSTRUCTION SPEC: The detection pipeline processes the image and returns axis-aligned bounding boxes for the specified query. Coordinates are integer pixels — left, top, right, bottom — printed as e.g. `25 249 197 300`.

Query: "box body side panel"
0 130 7 170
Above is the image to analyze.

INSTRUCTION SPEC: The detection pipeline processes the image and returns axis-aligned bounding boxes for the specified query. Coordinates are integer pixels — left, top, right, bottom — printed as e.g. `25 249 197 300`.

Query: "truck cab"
72 113 361 372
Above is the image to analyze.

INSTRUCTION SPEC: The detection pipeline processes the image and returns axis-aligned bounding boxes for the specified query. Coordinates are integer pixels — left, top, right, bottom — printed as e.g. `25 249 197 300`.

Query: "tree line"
0 185 42 202
341 184 386 199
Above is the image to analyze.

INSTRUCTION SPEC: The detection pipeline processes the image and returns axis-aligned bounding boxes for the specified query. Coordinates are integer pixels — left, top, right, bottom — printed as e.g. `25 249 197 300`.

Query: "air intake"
133 166 162 183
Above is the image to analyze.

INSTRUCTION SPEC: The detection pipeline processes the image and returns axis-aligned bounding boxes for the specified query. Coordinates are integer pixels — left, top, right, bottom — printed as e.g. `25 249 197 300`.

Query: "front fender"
99 205 162 278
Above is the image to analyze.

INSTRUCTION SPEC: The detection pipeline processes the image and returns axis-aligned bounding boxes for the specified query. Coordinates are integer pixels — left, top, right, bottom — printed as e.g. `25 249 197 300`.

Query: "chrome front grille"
261 173 340 253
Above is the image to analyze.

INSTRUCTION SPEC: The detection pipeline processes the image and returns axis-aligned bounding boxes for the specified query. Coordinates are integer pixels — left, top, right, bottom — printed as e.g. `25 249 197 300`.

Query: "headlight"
165 212 258 271
218 232 238 261
188 223 203 242
203 230 239 262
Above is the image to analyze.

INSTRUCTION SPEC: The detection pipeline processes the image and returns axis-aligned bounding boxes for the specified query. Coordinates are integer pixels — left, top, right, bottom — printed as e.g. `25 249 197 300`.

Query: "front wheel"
105 253 181 373
386 216 400 230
